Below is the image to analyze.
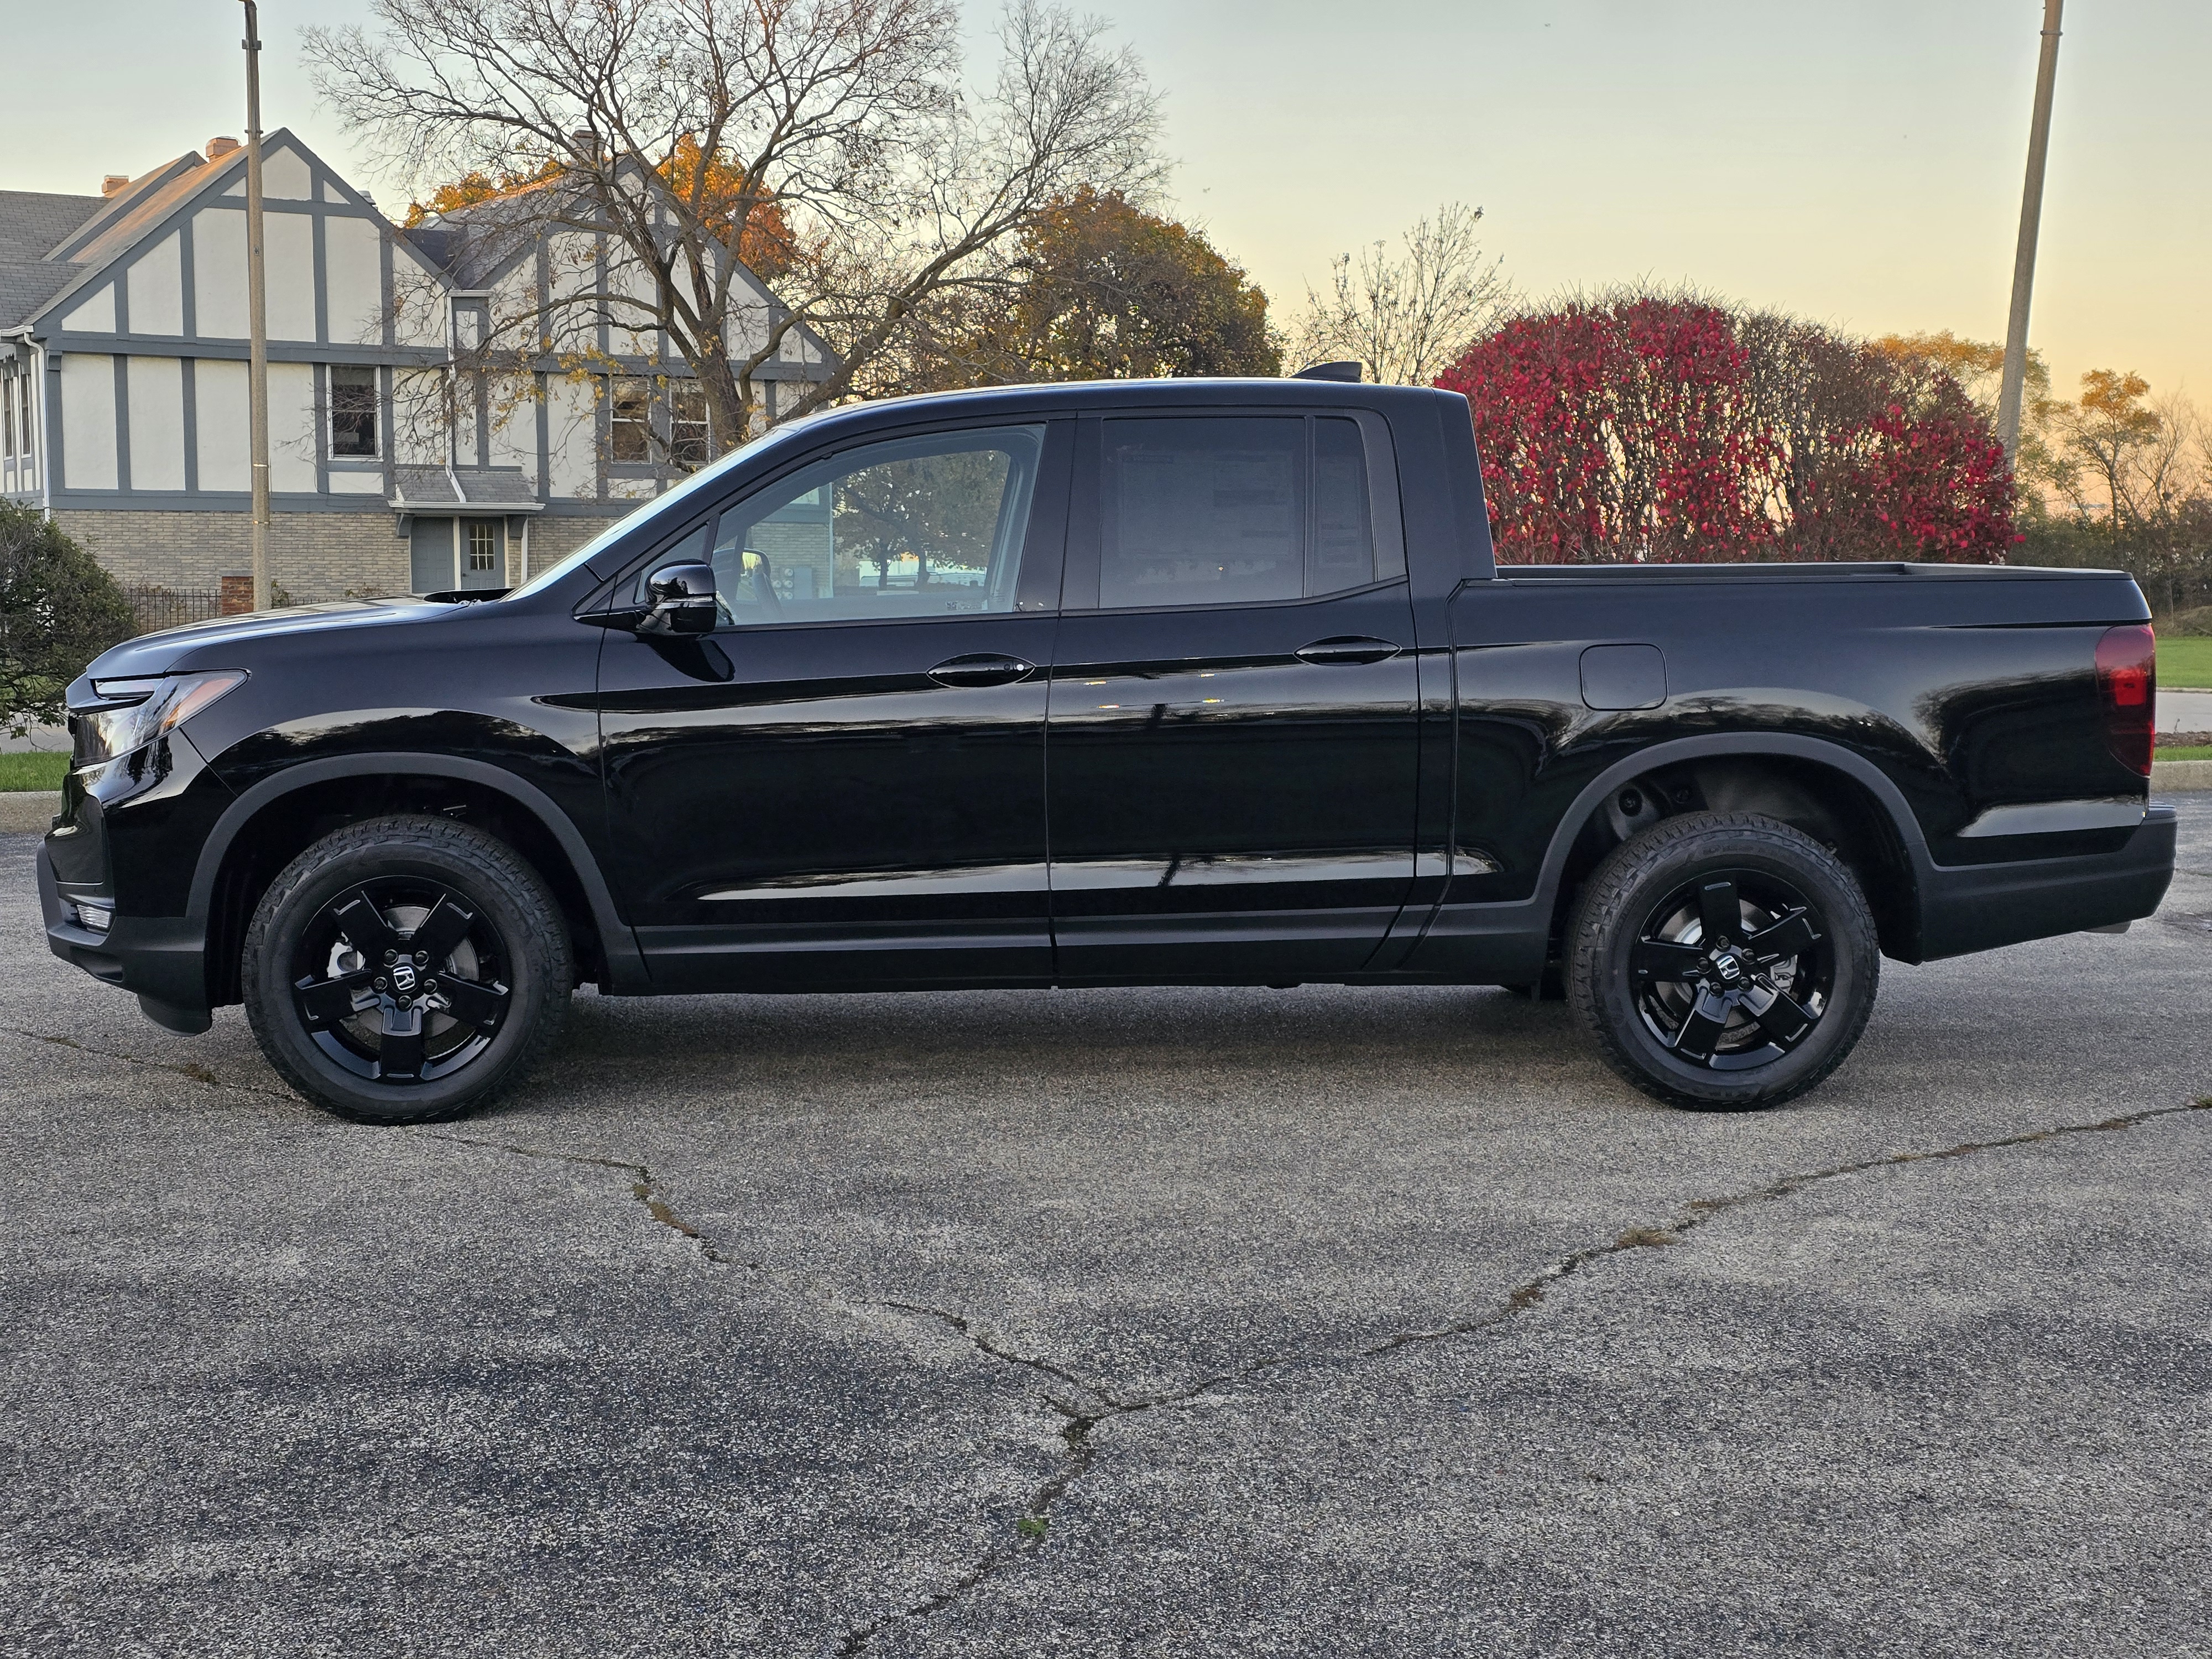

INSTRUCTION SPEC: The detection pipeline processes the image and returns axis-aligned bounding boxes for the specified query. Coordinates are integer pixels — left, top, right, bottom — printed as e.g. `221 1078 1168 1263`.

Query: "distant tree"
406 147 801 275
2026 370 2212 615
1867 330 2058 491
903 187 1279 389
1291 203 1511 385
308 0 1165 453
404 162 557 227
1438 290 2015 564
0 503 134 737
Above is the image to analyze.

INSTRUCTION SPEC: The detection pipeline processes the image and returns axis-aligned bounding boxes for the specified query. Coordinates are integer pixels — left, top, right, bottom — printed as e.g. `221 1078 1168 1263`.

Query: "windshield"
502 409 839 602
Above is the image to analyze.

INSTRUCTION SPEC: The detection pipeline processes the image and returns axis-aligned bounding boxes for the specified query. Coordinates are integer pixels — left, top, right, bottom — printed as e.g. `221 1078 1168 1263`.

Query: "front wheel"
243 814 571 1124
1566 811 1880 1111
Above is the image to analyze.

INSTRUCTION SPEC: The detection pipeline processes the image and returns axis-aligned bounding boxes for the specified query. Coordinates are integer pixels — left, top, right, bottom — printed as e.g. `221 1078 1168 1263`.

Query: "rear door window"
1095 415 1396 609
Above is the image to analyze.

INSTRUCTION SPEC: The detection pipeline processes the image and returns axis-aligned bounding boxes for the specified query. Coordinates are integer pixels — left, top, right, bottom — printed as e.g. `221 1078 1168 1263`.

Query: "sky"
6 1 2205 404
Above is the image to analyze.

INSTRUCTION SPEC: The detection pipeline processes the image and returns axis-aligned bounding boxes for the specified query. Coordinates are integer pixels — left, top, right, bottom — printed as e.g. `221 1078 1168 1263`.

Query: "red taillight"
2096 624 2156 777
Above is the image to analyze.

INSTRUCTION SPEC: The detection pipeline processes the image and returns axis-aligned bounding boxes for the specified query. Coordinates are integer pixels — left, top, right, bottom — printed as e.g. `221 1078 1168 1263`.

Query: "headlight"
71 671 247 766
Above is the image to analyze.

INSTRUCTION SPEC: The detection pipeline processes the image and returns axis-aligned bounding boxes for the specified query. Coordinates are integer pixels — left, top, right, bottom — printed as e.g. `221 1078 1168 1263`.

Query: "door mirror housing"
635 562 718 635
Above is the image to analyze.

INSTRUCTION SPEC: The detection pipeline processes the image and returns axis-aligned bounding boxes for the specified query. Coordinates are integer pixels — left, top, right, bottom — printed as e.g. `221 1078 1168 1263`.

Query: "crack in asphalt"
414 1130 760 1270
4 1026 295 1099
833 1094 2212 1654
16 1005 2211 1653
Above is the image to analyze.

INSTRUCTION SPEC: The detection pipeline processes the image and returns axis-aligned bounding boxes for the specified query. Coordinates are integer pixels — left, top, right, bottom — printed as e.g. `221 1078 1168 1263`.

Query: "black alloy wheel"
243 813 570 1124
1627 869 1833 1071
1567 811 1879 1110
290 879 512 1084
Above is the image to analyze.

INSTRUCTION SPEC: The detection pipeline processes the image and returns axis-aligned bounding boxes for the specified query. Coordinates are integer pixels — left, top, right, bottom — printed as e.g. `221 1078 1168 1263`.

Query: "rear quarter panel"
1443 565 2153 905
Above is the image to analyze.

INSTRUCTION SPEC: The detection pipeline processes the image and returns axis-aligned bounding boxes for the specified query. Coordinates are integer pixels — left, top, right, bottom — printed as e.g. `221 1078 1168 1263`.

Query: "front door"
458 518 507 591
1047 413 1422 982
596 419 1069 990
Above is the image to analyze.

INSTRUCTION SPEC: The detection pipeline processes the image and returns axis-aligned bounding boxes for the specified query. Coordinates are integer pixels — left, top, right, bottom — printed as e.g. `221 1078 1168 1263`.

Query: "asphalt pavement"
3 800 2208 1657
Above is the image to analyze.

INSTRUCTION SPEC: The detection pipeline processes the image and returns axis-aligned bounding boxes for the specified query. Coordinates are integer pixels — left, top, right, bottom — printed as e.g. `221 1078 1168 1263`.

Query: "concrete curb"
2153 758 2212 793
0 792 60 834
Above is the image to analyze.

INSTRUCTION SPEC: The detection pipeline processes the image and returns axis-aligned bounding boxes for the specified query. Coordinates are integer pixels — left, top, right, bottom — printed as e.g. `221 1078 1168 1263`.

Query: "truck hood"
77 597 474 684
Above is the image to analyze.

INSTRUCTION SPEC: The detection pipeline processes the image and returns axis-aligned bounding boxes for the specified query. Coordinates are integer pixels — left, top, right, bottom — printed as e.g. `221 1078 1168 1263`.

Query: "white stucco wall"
192 207 248 339
325 215 385 347
127 232 184 337
193 358 249 491
262 147 314 202
60 284 114 333
392 369 445 467
265 213 316 342
61 354 117 489
127 355 185 491
270 361 317 491
545 373 599 499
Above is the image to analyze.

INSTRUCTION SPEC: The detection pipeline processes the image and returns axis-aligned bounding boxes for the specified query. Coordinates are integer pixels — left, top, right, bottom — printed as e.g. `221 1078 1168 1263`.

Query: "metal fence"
123 583 226 636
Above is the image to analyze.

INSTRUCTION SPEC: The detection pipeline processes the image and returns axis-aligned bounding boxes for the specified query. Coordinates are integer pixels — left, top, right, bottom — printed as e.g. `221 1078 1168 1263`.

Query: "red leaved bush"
1437 294 2015 564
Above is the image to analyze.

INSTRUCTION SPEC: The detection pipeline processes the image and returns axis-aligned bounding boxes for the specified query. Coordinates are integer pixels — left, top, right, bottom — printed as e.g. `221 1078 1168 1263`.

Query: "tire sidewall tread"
242 813 571 1125
1566 810 1880 1112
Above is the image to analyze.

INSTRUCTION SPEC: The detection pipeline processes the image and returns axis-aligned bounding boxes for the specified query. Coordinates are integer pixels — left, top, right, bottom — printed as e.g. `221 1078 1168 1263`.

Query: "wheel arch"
192 755 645 1006
1532 734 1936 964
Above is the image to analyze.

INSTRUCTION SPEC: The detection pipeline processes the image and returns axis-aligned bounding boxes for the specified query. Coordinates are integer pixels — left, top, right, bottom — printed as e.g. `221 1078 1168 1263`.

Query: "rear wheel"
243 814 570 1124
1566 811 1879 1110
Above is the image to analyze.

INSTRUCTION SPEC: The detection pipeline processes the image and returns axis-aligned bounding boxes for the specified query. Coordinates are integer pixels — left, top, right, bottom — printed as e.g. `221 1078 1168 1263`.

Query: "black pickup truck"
40 379 2172 1123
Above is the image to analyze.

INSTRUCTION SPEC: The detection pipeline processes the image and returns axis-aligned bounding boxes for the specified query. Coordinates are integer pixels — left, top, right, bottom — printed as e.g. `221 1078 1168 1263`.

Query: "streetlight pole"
242 1 272 610
1996 0 2063 465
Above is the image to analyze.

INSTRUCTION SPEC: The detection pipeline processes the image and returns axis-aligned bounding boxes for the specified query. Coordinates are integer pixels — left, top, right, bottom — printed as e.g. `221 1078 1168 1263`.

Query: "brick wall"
519 512 632 580
54 508 634 602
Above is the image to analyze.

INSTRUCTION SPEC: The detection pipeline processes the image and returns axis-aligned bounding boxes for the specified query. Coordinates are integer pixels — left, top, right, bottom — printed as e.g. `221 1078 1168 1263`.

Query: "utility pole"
1996 0 2063 464
242 1 272 610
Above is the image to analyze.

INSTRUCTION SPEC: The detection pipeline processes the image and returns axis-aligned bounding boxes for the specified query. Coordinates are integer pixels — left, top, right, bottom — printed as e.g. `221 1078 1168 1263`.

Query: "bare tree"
305 0 1163 457
1290 203 1511 386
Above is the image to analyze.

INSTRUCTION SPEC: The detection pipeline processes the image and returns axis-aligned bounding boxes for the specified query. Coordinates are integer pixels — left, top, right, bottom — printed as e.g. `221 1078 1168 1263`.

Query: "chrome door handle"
1295 636 1401 665
927 654 1036 687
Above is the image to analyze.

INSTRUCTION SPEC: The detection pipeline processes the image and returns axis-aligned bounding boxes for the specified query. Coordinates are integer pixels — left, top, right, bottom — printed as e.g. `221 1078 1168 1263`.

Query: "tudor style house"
0 131 832 603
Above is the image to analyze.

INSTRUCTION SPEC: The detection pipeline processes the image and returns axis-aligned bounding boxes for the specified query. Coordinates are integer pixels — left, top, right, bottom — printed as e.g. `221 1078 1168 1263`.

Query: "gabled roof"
45 153 207 263
52 152 222 271
7 131 440 338
413 169 839 373
0 189 105 330
0 264 77 330
0 189 103 263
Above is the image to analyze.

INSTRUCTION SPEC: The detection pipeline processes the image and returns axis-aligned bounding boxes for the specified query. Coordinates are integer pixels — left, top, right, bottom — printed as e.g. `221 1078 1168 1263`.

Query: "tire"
243 813 571 1124
1566 811 1879 1112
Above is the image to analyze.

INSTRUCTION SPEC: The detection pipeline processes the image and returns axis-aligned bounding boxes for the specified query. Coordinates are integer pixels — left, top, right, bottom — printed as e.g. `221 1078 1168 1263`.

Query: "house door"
409 517 455 594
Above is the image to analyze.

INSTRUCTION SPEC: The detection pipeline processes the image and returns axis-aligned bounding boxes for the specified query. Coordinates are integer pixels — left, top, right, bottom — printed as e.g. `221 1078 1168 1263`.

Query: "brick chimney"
205 137 241 161
101 174 131 197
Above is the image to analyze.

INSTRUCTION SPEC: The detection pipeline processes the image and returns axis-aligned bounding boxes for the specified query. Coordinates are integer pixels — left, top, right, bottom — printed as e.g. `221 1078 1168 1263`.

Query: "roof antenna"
1292 361 1363 383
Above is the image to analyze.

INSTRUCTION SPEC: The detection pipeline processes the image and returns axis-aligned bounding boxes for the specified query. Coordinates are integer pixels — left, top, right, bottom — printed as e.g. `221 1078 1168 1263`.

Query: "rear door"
1046 411 1421 982
595 419 1070 990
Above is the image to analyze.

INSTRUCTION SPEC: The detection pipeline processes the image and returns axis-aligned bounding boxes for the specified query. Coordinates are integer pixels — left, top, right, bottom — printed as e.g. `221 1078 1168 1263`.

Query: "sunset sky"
8 2 2205 406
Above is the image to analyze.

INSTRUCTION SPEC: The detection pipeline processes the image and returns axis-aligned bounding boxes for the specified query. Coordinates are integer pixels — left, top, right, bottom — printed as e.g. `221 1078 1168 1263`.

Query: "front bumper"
1917 804 2178 961
38 842 213 1032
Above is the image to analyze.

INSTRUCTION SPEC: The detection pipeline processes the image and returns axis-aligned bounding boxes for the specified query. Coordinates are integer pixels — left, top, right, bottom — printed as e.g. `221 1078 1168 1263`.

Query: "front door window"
705 426 1047 624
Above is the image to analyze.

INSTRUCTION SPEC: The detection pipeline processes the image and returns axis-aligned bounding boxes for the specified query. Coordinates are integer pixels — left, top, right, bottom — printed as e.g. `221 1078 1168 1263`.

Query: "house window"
330 366 378 457
670 381 709 469
467 520 500 572
610 377 653 463
3 381 15 457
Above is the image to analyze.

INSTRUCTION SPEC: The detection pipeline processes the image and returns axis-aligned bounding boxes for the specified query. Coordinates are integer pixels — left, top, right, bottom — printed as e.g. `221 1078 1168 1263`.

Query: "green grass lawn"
2159 745 2212 761
0 752 69 791
2160 634 2212 689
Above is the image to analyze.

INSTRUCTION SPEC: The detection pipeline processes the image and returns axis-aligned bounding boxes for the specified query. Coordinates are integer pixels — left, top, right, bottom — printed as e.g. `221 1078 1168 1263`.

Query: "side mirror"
638 562 717 635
